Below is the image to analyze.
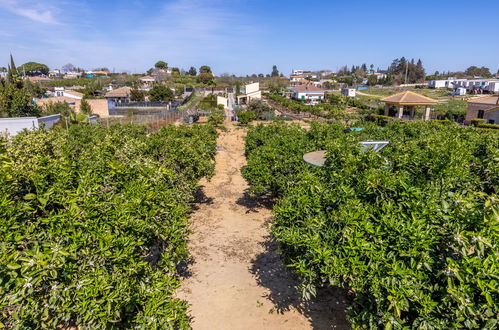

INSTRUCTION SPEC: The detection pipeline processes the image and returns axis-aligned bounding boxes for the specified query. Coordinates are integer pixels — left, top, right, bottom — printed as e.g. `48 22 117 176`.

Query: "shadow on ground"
239 189 351 329
191 185 214 211
236 190 274 213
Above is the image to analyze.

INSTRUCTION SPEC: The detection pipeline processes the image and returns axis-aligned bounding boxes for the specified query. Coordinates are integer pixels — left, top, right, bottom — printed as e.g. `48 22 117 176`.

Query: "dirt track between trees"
177 123 349 329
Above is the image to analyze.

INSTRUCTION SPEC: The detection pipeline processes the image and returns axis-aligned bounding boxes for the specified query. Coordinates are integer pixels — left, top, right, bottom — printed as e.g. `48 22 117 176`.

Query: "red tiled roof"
381 91 438 105
291 85 325 92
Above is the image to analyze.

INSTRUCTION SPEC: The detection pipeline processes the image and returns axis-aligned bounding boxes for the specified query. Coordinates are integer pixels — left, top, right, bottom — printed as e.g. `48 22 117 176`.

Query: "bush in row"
0 123 218 328
242 121 498 329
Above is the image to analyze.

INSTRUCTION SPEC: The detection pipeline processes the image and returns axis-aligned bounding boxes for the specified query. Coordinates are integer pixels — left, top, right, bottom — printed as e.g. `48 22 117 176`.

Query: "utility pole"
404 61 409 85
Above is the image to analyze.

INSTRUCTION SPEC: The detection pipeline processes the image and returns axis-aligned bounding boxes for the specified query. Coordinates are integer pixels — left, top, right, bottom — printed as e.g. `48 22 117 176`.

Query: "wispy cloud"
0 0 60 24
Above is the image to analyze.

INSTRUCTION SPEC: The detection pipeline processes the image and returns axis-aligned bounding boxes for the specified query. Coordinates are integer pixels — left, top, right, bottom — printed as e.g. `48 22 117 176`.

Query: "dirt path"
178 123 349 329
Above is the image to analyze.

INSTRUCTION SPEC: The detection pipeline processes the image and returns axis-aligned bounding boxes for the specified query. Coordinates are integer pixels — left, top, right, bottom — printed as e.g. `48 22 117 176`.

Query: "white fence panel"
0 117 38 137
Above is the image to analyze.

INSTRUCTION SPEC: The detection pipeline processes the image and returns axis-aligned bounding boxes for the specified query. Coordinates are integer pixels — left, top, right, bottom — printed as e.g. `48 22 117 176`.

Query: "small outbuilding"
341 88 356 97
465 95 499 124
381 91 438 120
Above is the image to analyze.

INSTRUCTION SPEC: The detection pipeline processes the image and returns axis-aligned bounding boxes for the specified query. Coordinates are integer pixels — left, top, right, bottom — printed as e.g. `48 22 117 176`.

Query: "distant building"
454 87 467 96
342 88 356 97
237 82 261 105
36 97 109 117
85 70 109 77
291 85 325 103
48 69 61 78
52 87 84 99
465 95 499 124
139 76 155 90
64 71 83 79
105 86 132 104
429 78 499 93
151 68 173 79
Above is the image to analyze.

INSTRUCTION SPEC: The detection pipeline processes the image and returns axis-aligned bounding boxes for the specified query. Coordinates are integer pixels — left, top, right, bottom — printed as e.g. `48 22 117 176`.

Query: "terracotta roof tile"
381 91 438 105
105 86 132 98
291 85 325 92
467 95 499 105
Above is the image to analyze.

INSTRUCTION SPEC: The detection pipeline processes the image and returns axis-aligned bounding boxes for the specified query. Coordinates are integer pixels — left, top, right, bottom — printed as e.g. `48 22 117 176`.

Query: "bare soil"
177 123 349 329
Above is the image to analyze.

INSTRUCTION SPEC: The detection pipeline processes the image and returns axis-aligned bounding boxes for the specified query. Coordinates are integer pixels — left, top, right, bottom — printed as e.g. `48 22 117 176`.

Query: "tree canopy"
464 66 492 78
388 57 426 84
62 63 76 73
155 61 168 69
148 84 173 102
271 65 279 77
197 72 215 85
18 62 49 76
199 65 212 74
188 67 197 76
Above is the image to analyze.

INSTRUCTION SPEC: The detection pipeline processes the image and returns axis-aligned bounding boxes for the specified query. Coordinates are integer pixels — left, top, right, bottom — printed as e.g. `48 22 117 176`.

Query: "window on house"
477 110 485 119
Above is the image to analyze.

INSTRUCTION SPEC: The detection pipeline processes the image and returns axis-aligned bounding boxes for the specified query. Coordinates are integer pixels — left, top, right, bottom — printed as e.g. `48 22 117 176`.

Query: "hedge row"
0 124 218 328
242 121 498 329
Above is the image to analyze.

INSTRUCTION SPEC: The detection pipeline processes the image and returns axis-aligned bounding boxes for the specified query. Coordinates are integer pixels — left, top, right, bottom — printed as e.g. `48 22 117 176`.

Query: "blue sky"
1 0 498 75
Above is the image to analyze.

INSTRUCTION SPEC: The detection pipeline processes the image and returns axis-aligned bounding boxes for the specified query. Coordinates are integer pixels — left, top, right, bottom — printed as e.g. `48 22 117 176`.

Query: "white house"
342 88 356 97
237 82 261 105
487 82 499 93
64 71 83 79
291 85 326 102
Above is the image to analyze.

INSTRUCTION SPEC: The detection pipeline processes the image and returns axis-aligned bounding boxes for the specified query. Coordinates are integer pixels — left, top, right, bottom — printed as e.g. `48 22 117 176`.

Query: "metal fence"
114 101 171 108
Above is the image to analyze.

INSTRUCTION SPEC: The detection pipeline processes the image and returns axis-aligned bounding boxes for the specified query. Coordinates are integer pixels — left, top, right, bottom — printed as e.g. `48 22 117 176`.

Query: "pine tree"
271 65 279 77
6 55 23 88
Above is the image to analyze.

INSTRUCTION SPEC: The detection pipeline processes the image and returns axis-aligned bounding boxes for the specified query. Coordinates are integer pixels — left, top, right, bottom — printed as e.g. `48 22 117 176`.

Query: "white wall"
245 82 260 94
293 92 324 100
217 96 228 108
0 117 38 136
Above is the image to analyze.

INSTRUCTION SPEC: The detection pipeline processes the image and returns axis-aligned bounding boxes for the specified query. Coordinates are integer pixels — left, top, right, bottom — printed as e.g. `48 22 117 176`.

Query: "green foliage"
388 57 426 84
432 99 467 121
0 123 218 328
242 121 499 329
79 98 92 115
197 73 215 86
478 123 499 130
188 67 197 76
18 62 49 76
208 109 225 127
198 94 217 110
465 66 492 78
238 111 256 125
154 61 168 69
271 65 279 77
130 88 146 102
265 93 356 119
199 66 212 74
471 119 486 127
0 81 40 117
148 84 173 102
247 99 274 119
42 100 73 117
